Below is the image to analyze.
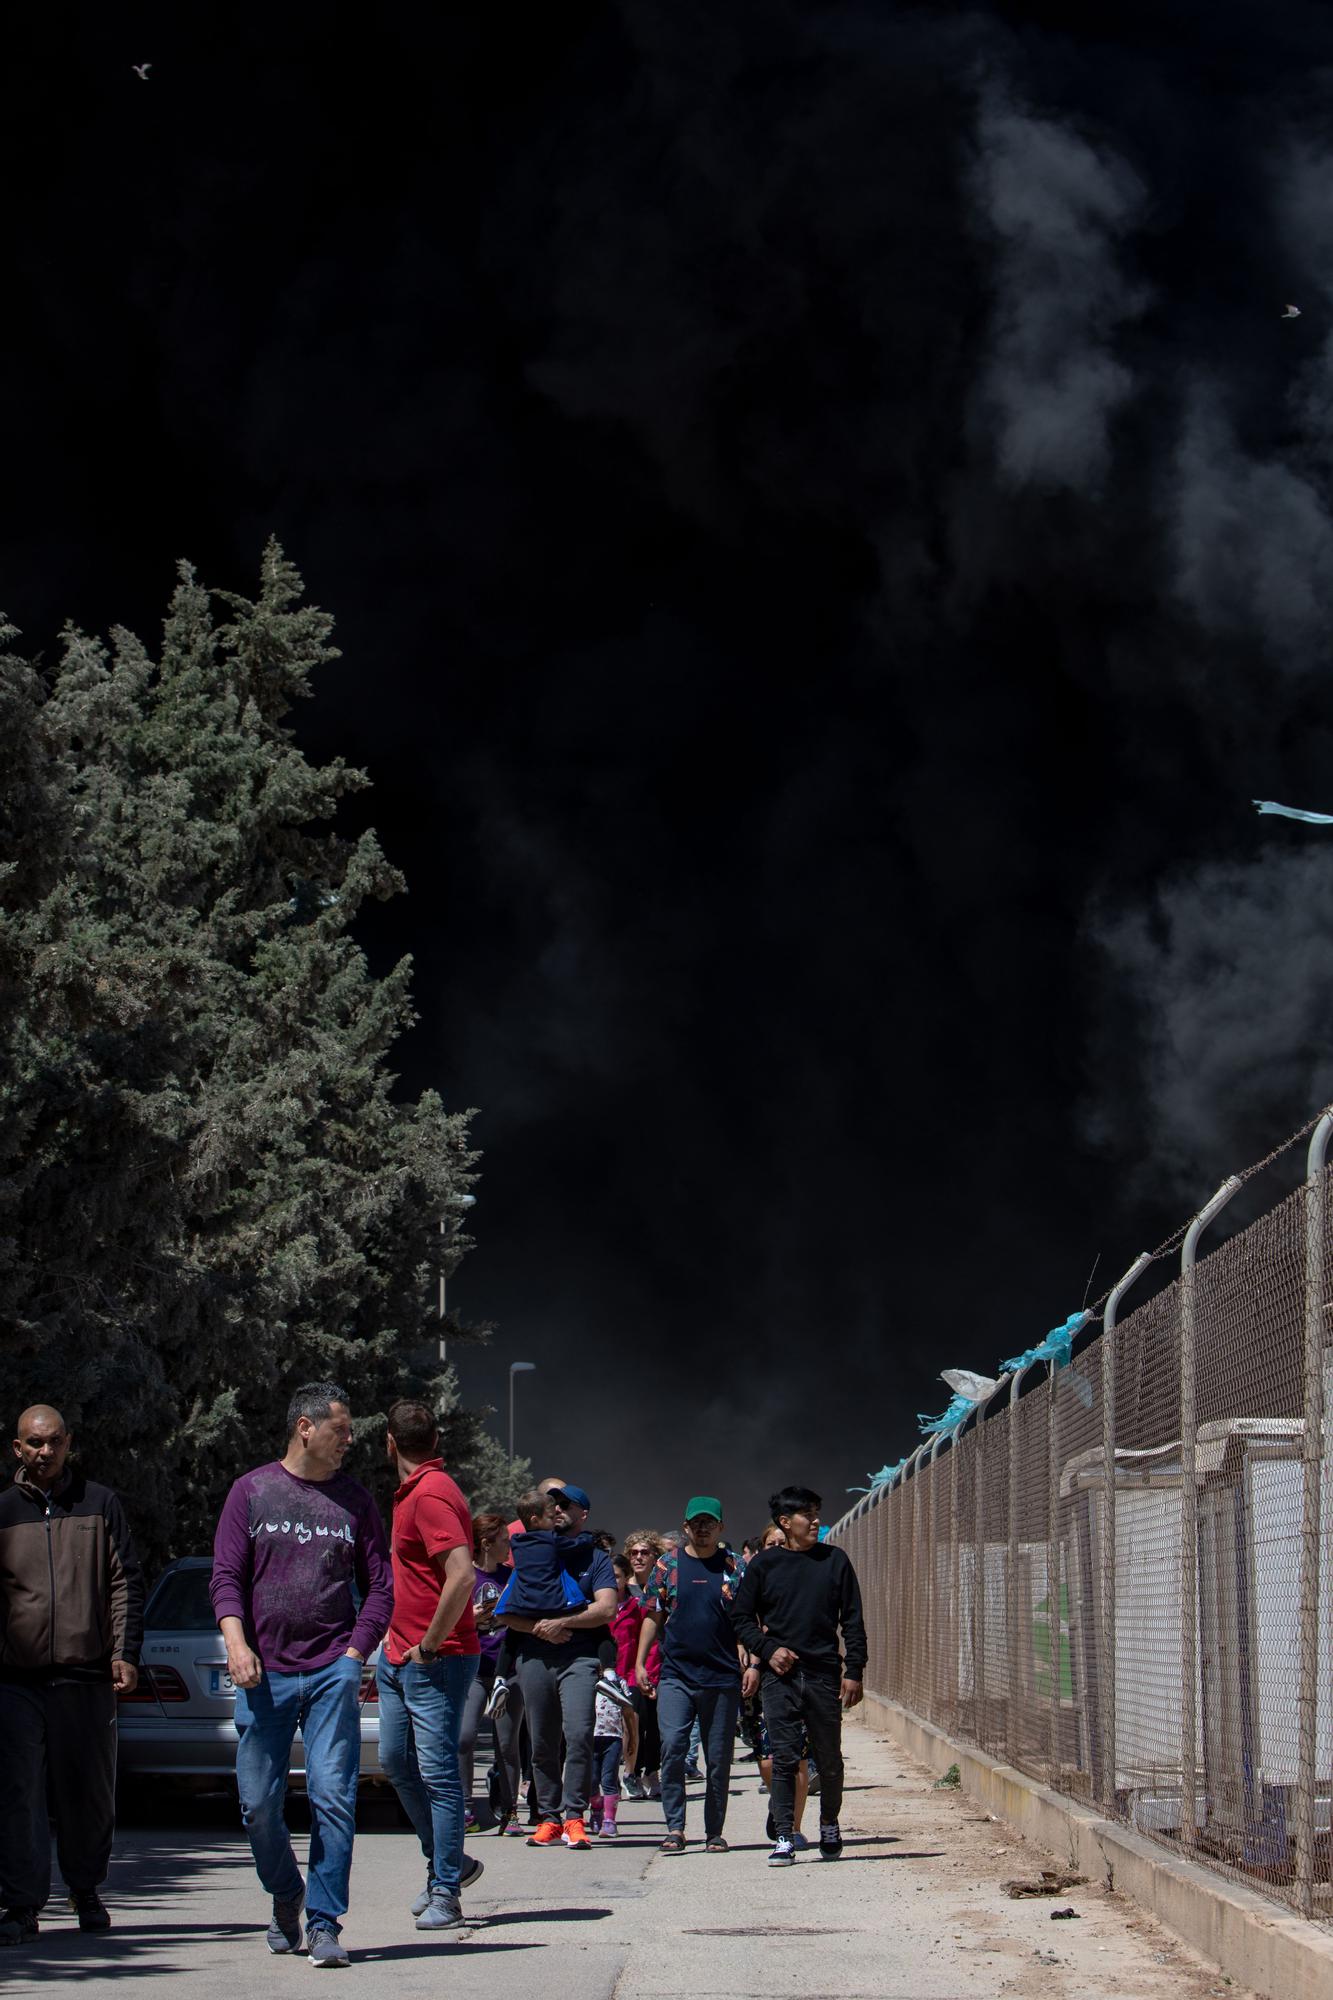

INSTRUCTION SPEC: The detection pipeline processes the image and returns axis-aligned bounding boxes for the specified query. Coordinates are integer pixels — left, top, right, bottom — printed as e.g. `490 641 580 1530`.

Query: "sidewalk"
614 1720 1259 2000
5 1724 1259 1998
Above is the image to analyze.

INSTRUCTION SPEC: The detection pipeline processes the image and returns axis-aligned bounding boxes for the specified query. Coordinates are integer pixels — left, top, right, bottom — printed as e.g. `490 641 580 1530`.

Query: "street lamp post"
509 1362 536 1463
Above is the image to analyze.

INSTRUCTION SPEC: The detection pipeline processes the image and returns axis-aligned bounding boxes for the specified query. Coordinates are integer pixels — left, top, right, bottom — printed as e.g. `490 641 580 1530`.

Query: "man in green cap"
635 1498 752 1853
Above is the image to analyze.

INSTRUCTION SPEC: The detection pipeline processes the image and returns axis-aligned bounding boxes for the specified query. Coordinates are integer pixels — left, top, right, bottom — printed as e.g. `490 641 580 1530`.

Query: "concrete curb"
855 1693 1333 2000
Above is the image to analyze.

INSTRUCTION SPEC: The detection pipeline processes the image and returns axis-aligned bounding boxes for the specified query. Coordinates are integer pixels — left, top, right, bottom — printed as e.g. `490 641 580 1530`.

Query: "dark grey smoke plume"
12 4 1333 1520
970 87 1147 494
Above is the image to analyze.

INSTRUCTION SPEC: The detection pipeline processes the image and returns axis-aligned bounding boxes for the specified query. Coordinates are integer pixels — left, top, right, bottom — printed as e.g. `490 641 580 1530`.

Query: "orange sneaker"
526 1819 563 1846
561 1817 592 1850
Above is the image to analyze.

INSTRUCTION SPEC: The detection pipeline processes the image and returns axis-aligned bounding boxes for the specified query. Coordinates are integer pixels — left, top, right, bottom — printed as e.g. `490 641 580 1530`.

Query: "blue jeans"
591 1735 623 1798
234 1653 362 1928
658 1677 739 1840
377 1655 477 1896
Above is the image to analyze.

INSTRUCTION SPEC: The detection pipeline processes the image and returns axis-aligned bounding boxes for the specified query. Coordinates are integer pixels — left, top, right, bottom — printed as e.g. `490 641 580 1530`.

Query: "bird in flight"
1282 304 1301 319
132 63 151 80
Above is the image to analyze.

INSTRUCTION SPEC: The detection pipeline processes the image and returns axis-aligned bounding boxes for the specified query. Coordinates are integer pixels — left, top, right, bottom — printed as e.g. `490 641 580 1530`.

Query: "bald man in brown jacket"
0 1406 144 1947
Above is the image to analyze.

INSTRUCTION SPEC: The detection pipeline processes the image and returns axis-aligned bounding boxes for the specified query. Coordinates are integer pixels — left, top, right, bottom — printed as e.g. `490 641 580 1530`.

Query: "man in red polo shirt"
377 1400 481 1932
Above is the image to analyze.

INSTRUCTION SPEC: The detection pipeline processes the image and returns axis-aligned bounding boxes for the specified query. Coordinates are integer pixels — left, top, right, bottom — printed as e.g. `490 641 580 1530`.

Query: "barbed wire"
1081 1100 1333 1323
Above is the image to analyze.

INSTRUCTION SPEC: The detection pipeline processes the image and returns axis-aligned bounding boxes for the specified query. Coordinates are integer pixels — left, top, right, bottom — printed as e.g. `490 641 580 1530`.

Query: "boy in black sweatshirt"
729 1484 866 1866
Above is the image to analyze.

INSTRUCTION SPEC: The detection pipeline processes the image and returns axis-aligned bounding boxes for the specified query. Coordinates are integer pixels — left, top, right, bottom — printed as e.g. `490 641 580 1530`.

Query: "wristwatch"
418 1642 440 1664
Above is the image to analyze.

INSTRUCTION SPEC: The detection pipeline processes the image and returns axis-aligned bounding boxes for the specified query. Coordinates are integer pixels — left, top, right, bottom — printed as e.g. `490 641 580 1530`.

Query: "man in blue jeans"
376 1400 482 1931
211 1382 393 1967
635 1497 750 1853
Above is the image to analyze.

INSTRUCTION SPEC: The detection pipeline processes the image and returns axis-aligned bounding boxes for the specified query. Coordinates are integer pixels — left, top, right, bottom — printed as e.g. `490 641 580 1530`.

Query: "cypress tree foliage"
0 547 527 1568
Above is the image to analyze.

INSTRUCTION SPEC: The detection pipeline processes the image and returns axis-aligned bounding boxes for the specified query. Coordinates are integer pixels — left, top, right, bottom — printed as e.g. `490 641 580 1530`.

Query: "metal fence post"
1295 1114 1332 1913
974 1401 988 1744
1179 1177 1242 1850
950 1425 962 1736
1101 1251 1152 1814
930 1433 947 1720
1007 1363 1031 1767
887 1483 900 1702
909 1444 927 1713
1048 1355 1062 1781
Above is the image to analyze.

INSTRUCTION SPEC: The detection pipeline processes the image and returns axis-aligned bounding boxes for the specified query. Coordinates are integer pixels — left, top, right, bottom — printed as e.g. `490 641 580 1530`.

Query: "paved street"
7 1722 1258 1999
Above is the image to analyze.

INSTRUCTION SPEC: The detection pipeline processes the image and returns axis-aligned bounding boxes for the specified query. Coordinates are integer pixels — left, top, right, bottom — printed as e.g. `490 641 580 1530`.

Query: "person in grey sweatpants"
513 1642 601 1830
495 1483 616 1848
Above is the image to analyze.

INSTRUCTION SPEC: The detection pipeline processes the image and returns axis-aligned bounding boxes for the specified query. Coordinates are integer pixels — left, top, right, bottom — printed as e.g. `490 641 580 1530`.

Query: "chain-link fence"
829 1108 1333 1923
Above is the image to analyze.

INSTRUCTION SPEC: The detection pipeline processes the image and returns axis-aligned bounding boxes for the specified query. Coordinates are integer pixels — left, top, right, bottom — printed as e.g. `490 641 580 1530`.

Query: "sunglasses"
629 1546 653 1556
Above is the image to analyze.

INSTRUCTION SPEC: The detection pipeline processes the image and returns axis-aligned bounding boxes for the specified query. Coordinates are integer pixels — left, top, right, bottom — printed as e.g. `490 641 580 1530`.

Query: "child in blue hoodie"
492 1488 589 1619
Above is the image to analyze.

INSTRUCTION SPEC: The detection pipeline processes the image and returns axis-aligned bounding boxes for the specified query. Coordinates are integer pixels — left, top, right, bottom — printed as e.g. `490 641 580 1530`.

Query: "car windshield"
145 1565 216 1631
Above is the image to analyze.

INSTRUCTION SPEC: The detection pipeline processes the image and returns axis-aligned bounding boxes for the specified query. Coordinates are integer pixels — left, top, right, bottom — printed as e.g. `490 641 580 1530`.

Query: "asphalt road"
6 1723 1258 1999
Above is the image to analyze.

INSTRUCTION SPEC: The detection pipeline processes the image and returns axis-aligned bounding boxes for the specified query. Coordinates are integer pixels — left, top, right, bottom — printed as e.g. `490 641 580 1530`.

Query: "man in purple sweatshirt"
210 1382 393 1968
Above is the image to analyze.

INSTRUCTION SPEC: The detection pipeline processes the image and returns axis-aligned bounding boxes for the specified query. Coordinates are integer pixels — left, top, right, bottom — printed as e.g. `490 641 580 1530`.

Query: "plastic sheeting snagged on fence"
851 1313 1093 1494
917 1390 980 1439
1253 798 1333 824
998 1310 1091 1379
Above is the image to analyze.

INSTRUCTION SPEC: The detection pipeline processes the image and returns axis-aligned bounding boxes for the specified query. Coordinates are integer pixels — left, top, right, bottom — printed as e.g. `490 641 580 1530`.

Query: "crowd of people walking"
0 1387 866 1964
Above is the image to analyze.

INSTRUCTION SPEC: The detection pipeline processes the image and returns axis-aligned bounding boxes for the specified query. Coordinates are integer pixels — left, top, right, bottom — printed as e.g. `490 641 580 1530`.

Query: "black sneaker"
459 1853 484 1891
70 1891 111 1933
0 1908 38 1948
768 1836 796 1867
597 1671 636 1712
266 1885 304 1953
818 1820 843 1859
483 1675 509 1720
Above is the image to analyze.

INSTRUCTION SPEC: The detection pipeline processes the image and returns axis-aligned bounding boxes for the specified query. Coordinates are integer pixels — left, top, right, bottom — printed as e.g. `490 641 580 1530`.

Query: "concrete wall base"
855 1693 1333 2000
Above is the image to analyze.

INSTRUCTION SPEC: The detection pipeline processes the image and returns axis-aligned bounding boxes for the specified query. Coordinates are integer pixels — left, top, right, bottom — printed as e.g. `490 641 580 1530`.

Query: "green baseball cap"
684 1495 722 1522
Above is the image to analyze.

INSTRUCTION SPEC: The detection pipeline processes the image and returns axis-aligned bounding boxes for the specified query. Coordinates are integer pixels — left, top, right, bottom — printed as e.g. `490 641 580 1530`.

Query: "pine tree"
0 548 526 1567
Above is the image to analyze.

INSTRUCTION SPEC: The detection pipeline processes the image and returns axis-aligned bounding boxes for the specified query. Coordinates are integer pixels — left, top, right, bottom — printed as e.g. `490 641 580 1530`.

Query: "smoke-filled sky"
9 2 1333 1536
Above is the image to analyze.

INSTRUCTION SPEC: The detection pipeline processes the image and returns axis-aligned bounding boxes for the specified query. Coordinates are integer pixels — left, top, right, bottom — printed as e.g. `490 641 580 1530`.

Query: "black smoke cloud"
7 3 1333 1530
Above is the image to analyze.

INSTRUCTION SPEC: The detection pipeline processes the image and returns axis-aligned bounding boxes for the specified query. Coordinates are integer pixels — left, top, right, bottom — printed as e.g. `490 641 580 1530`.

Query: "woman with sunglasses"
620 1530 664 1799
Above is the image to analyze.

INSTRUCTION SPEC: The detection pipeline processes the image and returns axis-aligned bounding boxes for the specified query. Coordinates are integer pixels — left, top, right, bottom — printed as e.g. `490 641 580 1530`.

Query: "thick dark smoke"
7 4 1333 1531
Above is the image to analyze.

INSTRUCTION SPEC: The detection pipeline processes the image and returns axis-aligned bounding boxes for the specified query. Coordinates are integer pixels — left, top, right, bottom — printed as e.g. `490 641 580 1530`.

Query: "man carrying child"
492 1484 617 1851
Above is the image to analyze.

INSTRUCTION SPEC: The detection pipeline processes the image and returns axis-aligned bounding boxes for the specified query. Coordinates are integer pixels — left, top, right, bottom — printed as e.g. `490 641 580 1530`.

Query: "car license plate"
209 1667 235 1695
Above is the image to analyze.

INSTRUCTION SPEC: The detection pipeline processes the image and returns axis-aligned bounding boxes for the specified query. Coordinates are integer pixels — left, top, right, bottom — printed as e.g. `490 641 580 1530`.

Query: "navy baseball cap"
549 1483 591 1510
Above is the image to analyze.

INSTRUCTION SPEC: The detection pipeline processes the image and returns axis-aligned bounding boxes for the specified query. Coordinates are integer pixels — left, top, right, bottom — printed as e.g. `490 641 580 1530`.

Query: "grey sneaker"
0 1908 39 1948
818 1820 843 1859
412 1851 482 1916
266 1886 304 1954
768 1836 796 1867
306 1922 349 1967
415 1892 464 1932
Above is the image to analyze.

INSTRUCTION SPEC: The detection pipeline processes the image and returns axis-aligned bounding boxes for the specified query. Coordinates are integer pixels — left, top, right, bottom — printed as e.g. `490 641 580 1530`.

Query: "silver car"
117 1556 384 1786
